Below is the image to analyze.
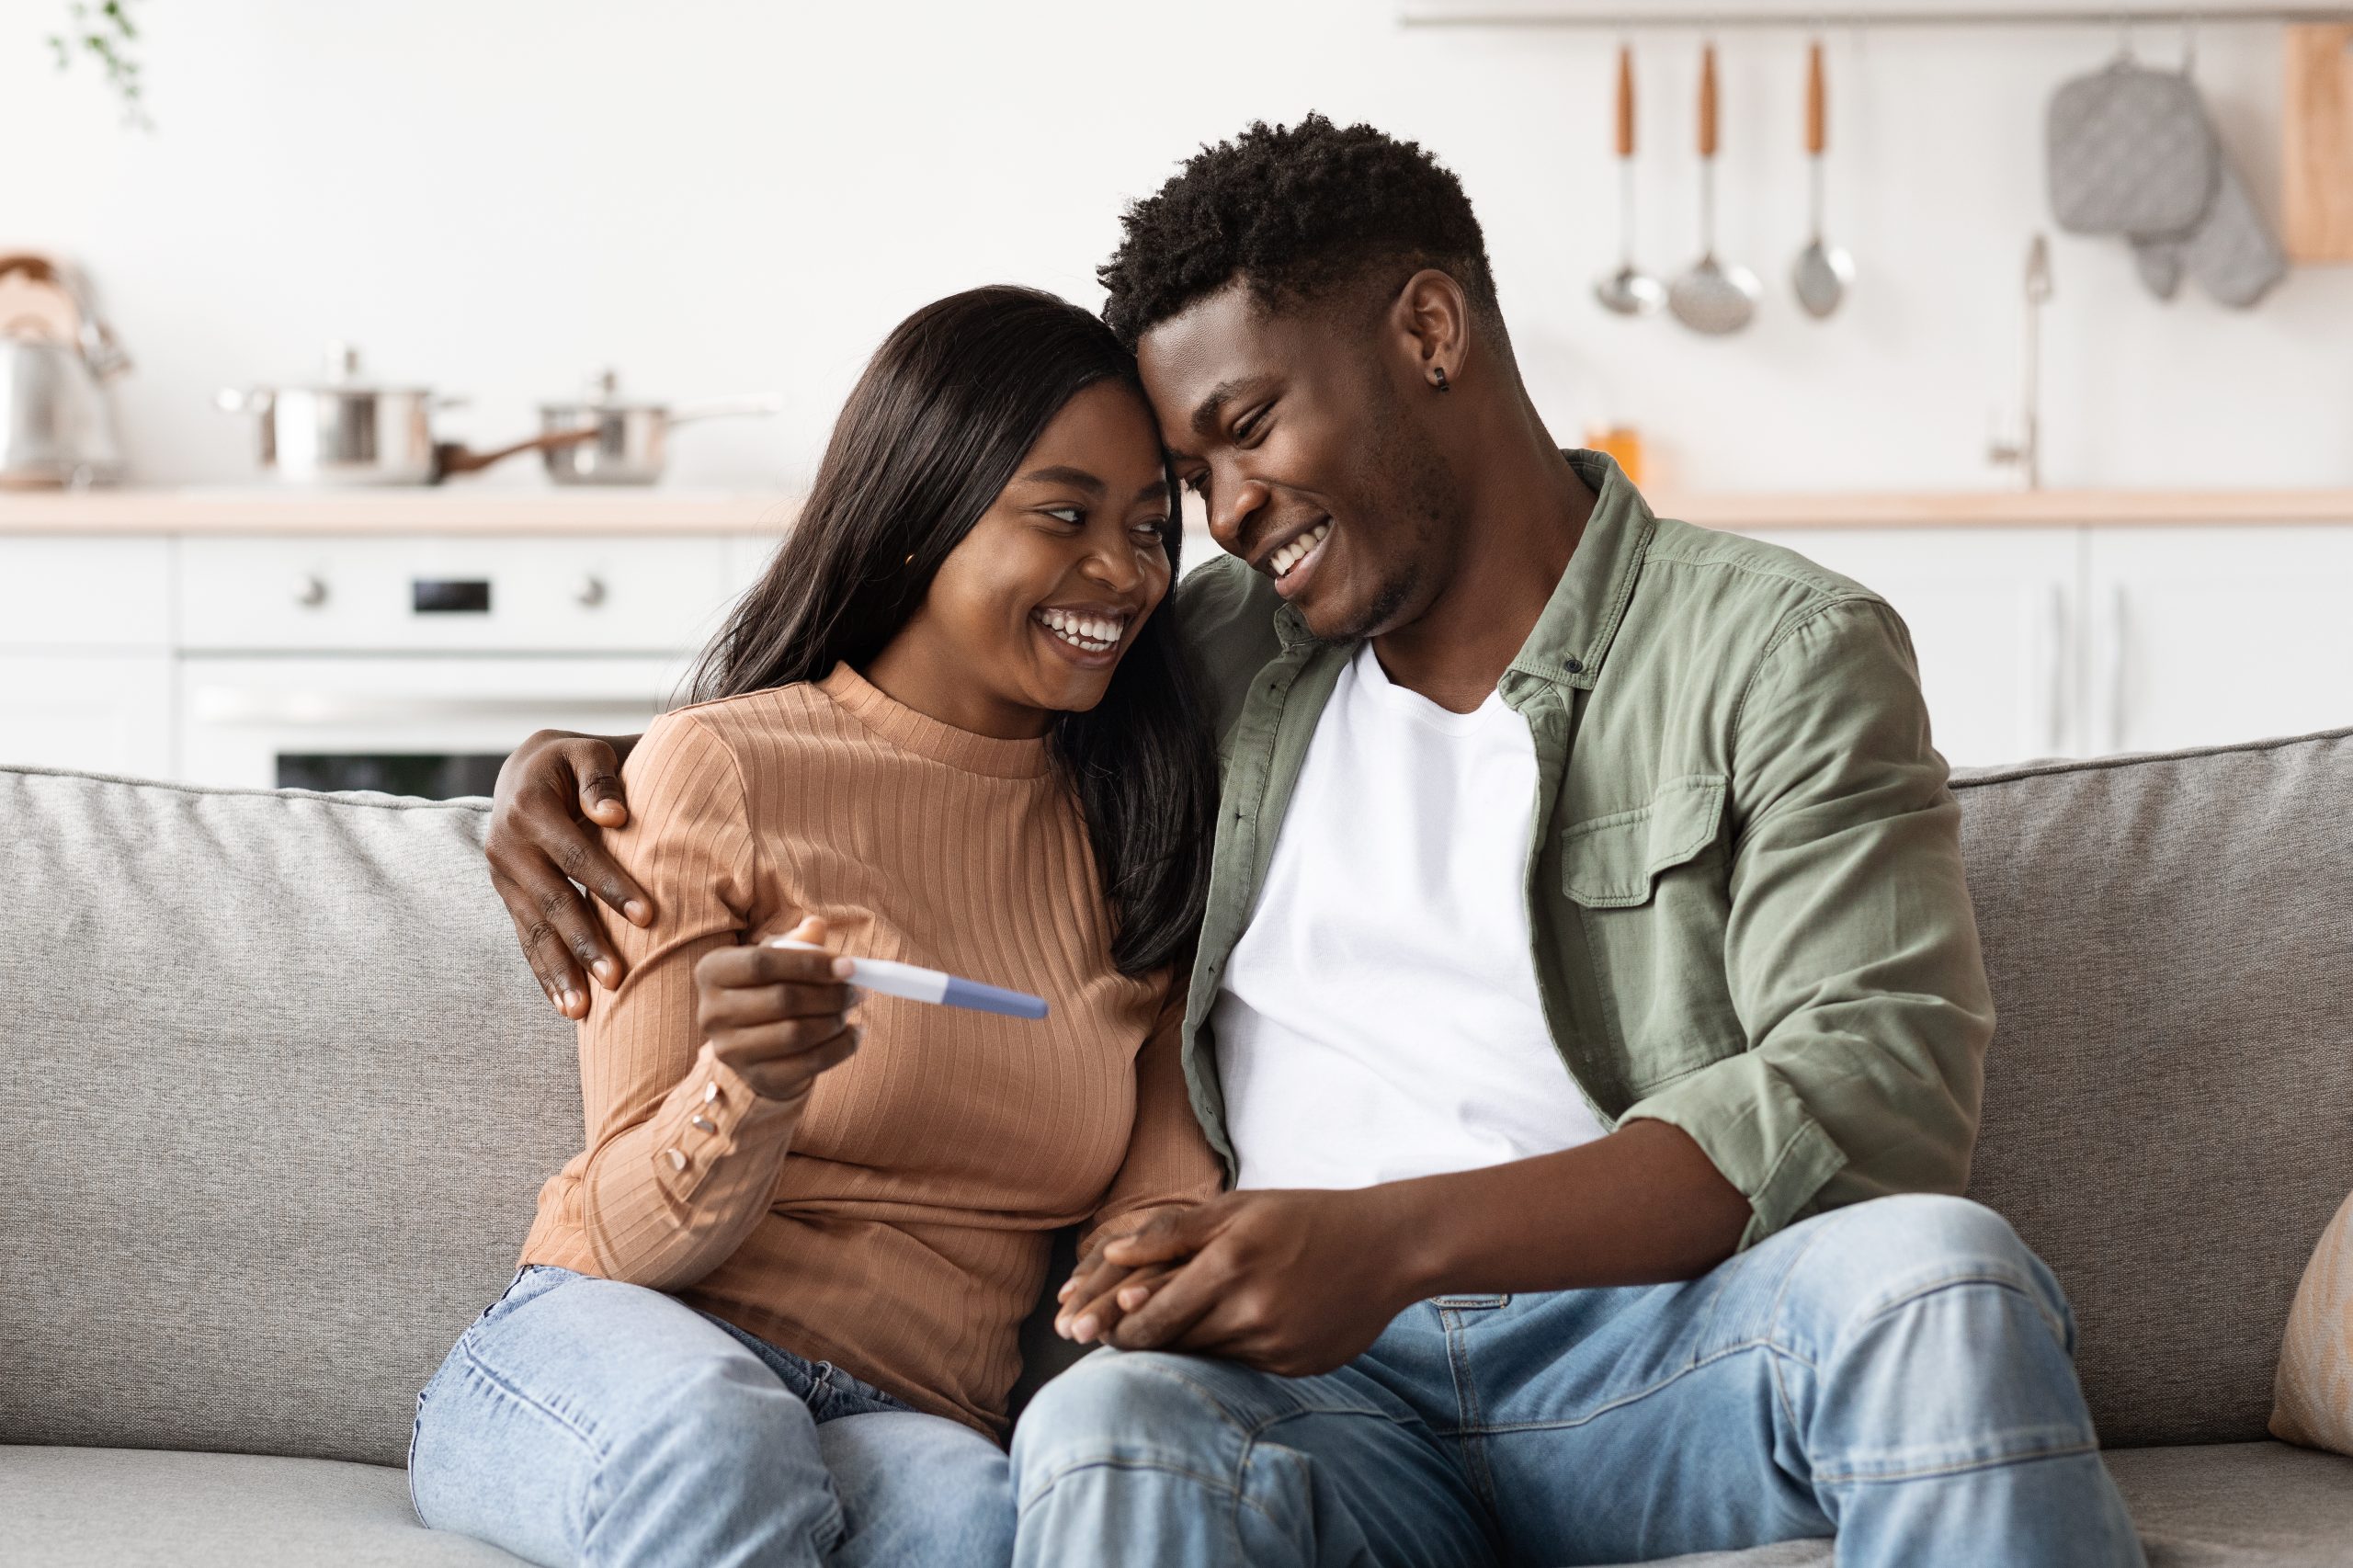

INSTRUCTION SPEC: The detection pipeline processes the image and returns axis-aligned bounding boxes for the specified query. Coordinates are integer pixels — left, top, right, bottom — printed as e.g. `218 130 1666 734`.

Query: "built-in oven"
174 534 737 798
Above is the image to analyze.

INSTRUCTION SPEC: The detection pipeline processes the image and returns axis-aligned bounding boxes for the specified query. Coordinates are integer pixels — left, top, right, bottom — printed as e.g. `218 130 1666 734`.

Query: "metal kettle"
0 254 130 488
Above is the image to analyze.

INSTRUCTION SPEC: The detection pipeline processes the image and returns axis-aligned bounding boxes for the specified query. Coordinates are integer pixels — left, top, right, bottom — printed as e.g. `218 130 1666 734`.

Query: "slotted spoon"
1669 42 1761 336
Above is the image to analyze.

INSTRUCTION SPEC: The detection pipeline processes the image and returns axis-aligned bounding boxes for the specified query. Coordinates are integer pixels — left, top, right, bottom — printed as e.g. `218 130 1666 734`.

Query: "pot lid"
539 366 665 415
275 341 433 395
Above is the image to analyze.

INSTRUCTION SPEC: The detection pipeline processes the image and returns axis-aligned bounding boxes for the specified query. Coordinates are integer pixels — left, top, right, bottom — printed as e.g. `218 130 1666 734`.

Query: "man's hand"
486 728 650 1018
1086 1188 1425 1378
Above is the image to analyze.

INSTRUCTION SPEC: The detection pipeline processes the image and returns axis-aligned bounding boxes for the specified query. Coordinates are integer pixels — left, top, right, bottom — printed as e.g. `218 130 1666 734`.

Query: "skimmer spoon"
1668 43 1761 336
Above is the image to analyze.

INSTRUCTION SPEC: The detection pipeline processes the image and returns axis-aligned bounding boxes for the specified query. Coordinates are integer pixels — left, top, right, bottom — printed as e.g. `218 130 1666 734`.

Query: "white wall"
6 0 2348 495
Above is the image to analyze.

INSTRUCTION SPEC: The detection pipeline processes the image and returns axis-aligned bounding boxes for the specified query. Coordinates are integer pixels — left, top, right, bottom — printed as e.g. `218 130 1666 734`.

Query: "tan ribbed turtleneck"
517 663 1221 1437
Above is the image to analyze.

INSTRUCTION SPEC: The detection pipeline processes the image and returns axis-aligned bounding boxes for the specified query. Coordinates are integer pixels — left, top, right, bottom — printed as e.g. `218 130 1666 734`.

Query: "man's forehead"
1136 287 1295 437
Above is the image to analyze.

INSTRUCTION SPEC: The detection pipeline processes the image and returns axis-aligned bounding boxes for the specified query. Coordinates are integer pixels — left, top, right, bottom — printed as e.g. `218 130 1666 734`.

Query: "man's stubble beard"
1313 391 1462 646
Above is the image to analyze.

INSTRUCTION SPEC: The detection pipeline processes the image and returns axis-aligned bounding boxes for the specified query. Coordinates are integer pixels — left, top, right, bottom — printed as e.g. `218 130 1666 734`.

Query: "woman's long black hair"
686 285 1214 978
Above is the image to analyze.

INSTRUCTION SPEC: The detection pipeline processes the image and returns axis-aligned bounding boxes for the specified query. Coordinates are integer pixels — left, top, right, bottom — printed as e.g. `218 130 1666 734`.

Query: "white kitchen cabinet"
1742 528 2082 767
0 652 175 778
2086 527 2353 756
0 537 172 650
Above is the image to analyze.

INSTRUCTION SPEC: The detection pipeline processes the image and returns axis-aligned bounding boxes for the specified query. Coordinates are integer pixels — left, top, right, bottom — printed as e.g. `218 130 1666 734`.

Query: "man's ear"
1389 268 1472 394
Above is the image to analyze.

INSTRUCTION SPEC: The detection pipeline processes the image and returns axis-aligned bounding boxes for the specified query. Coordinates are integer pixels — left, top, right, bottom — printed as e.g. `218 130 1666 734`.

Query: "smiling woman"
408 284 1225 1567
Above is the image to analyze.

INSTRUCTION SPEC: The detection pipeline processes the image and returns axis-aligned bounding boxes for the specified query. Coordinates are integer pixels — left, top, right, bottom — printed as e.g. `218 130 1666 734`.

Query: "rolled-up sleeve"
1619 597 1995 1251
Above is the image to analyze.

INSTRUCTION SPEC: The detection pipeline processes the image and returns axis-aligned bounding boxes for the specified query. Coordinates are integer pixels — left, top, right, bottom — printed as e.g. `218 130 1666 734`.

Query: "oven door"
178 654 691 797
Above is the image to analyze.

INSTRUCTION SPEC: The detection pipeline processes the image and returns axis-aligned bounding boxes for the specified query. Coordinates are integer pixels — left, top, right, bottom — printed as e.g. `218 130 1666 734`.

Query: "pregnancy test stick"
765 937 1049 1021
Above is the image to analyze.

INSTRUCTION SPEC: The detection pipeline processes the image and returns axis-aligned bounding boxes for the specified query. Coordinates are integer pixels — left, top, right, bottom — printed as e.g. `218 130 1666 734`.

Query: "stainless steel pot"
217 343 597 486
538 369 782 486
0 254 130 489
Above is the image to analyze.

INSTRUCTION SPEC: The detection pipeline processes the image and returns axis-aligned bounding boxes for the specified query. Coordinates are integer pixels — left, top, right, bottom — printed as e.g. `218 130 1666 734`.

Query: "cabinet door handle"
2022 583 2068 758
2094 583 2129 756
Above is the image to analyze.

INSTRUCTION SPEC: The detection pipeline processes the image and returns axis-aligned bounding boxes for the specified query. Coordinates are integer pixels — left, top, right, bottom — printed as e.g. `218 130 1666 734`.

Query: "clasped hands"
1051 1186 1420 1379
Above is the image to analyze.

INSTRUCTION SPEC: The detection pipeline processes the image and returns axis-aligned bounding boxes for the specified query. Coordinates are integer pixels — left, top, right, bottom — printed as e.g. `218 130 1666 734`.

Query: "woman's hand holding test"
693 915 862 1108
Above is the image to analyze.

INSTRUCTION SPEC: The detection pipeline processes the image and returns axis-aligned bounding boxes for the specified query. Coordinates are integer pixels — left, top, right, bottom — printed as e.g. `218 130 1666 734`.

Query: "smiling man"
484 117 2143 1568
999 118 2142 1568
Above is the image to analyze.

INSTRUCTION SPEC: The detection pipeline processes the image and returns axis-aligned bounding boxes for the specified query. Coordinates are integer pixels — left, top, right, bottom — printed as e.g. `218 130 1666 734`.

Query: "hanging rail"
1400 6 2353 27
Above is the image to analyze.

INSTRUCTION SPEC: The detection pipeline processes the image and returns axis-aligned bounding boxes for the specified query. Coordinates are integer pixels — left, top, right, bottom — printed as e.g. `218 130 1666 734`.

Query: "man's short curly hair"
1098 115 1498 350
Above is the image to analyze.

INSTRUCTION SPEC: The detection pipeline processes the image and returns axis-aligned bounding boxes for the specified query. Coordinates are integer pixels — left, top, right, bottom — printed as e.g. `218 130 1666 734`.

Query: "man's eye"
1234 405 1271 445
1181 473 1208 498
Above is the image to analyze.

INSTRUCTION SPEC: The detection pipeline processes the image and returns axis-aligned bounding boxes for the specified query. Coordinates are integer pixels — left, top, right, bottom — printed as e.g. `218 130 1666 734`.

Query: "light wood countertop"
1 486 2349 535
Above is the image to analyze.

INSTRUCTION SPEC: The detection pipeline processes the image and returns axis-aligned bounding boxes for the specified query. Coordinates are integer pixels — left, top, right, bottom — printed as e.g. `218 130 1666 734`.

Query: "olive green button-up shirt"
1172 449 1995 1251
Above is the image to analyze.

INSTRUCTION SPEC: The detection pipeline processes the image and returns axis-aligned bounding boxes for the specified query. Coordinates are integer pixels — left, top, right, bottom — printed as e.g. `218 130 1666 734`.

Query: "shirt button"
663 1148 688 1172
1564 657 1585 674
703 1081 720 1105
689 1114 717 1134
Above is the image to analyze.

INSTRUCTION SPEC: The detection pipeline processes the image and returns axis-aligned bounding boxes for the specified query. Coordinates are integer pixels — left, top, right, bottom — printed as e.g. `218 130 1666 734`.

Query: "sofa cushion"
0 767 579 1467
1953 730 2353 1448
6 1441 2345 1566
0 1446 525 1566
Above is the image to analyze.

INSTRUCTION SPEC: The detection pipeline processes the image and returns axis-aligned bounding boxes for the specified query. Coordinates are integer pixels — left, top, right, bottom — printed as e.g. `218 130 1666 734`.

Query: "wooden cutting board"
2285 24 2353 263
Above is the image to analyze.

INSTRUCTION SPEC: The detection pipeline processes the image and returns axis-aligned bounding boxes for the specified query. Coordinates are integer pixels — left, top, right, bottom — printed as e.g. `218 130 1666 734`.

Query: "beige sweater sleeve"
1077 975 1225 1256
572 710 801 1291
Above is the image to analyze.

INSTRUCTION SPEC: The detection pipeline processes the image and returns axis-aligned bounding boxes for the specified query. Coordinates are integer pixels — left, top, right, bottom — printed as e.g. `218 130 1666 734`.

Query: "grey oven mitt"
2182 147 2288 308
2048 59 2218 237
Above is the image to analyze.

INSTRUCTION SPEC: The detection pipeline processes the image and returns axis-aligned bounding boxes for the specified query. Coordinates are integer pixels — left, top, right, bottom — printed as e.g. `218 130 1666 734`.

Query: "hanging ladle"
1668 42 1761 335
1791 40 1857 318
1594 43 1665 316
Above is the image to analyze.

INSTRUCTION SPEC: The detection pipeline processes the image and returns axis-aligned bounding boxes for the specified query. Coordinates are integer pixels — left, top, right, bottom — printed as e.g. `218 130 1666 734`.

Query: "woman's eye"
1042 506 1085 526
1134 517 1172 540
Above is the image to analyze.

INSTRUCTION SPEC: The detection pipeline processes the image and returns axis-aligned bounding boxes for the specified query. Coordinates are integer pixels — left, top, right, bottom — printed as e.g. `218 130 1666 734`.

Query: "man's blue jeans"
408 1264 1014 1567
1010 1194 2144 1566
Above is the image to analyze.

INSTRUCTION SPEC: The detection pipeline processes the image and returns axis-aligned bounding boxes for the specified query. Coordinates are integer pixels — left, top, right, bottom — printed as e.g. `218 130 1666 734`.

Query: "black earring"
1431 367 1451 393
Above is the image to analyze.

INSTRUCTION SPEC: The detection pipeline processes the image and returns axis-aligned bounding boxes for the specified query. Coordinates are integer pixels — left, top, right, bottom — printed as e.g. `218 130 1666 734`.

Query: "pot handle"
432 425 601 482
664 392 785 426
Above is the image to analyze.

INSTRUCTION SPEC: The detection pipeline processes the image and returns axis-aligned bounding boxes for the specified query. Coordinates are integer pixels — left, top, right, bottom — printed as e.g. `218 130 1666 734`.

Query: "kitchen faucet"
1988 233 2054 491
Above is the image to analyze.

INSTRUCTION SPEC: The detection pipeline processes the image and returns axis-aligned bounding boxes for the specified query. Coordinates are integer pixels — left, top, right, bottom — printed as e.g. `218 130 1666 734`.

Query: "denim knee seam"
1847 1267 2071 1350
1812 1436 2105 1487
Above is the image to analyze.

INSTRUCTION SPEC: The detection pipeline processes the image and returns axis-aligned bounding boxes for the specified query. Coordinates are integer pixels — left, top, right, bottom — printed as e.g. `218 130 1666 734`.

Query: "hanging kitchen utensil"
0 253 129 489
216 343 598 486
1668 42 1759 336
2181 148 2289 308
1594 44 1665 317
537 369 784 486
2046 52 2217 240
1791 40 1855 319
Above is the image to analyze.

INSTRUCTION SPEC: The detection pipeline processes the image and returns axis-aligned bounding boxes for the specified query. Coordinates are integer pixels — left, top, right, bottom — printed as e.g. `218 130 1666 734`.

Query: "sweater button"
689 1114 717 1134
663 1148 688 1172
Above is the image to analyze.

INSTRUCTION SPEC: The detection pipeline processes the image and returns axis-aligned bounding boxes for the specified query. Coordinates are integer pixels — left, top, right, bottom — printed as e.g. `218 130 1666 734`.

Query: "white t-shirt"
1212 642 1607 1191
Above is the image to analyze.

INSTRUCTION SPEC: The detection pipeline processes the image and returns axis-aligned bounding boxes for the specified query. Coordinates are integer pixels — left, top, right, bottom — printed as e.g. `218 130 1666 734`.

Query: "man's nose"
1211 479 1270 552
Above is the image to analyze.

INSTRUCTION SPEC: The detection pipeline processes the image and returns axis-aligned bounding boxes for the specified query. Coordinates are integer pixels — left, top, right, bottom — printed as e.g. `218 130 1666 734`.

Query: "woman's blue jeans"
1010 1194 2146 1567
407 1264 1013 1568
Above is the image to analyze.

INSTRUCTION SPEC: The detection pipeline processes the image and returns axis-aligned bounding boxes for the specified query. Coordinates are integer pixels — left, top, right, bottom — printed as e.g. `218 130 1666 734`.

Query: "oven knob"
292 574 328 608
574 574 608 608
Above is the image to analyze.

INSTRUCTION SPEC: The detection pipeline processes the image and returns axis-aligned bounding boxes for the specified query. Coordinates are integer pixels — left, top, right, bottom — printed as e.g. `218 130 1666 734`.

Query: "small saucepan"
538 369 783 486
217 342 599 486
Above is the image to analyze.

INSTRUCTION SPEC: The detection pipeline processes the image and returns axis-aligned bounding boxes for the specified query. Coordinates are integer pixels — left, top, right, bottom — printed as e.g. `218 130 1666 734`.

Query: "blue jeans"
1010 1194 2145 1567
408 1264 1014 1567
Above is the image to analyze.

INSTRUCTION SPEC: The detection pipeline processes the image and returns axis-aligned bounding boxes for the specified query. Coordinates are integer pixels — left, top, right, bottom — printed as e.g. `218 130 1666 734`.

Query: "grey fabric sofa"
4 729 2350 1566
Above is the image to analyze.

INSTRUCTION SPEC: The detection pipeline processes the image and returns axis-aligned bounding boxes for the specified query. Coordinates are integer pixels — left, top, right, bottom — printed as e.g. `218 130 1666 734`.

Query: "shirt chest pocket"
1558 774 1745 1090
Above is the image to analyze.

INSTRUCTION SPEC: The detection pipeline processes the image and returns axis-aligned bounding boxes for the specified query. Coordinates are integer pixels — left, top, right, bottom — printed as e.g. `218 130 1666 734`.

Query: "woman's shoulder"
647 682 843 767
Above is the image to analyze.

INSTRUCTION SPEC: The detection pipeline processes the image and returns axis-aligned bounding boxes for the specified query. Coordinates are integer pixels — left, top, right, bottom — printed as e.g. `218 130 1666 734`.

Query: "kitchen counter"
1 486 2350 535
0 489 795 535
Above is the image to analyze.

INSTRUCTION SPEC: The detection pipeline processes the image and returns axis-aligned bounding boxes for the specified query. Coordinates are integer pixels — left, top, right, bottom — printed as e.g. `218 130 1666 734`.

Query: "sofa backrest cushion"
0 767 578 1467
1955 728 2353 1448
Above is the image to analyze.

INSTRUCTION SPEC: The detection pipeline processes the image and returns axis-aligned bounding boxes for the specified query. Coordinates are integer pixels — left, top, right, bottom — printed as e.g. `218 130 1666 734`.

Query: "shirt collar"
1506 448 1656 694
1273 448 1655 684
